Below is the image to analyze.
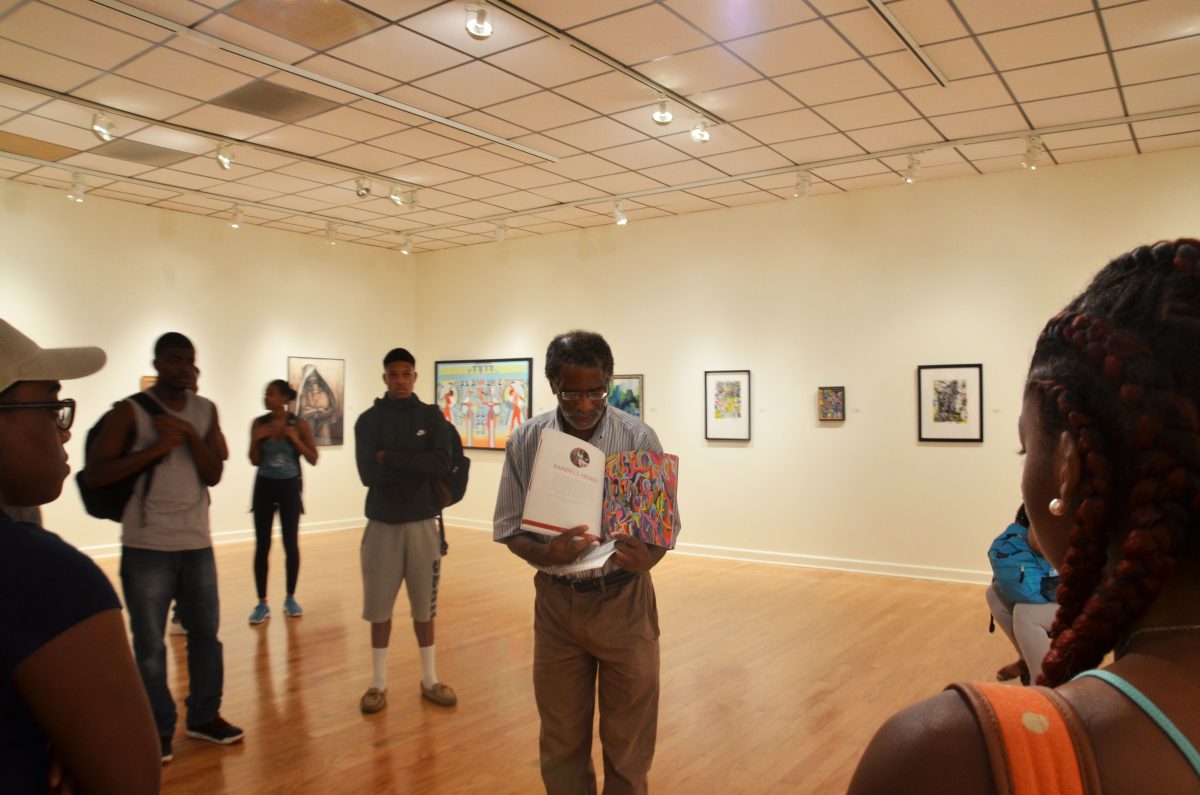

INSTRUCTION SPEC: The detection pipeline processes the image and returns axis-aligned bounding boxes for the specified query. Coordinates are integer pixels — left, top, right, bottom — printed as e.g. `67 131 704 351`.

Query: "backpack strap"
128 392 168 524
948 681 1101 795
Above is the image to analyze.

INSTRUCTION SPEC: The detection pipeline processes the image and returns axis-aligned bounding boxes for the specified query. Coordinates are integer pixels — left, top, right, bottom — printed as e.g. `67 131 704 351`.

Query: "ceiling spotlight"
355 177 371 197
690 117 710 143
67 173 85 203
388 184 404 206
403 188 420 209
792 171 812 200
91 113 114 142
326 221 337 245
652 97 673 126
613 200 628 226
903 152 921 184
230 205 243 229
401 235 412 255
494 220 506 241
216 143 234 170
1022 135 1045 171
465 2 492 39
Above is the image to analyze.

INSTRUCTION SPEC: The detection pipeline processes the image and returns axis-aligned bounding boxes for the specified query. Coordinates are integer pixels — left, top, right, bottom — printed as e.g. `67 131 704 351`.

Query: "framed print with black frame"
434 357 533 450
705 370 751 441
917 364 983 442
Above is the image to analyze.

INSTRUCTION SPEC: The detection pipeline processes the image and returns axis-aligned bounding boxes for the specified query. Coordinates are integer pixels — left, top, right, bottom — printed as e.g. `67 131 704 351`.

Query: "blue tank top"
259 437 300 479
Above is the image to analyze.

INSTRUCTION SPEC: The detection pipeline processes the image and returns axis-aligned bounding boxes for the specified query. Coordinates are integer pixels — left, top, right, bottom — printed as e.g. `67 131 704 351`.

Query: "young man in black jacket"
354 347 456 713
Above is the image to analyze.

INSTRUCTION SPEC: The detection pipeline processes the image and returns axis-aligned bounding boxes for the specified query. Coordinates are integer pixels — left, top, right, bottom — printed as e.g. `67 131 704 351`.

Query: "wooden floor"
93 528 1011 794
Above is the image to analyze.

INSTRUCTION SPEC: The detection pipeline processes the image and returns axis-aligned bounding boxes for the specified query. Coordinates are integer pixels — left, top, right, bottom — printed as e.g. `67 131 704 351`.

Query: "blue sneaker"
248 603 270 625
283 596 303 618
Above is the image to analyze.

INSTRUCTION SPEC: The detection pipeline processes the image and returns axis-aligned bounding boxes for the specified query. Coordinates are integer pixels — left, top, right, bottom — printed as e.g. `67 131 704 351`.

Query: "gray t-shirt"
120 390 213 551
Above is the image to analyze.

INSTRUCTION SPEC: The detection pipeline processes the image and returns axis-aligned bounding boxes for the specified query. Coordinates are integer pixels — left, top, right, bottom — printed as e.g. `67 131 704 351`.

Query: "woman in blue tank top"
248 380 317 624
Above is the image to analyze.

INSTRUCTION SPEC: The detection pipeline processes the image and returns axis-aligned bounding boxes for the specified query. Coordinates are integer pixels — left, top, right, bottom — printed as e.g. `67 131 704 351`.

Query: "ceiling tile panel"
372 128 469 159
296 54 398 93
921 39 994 80
119 49 254 102
869 51 937 89
829 172 904 190
435 175 510 199
713 190 775 207
635 46 761 96
250 125 353 156
381 85 470 118
774 61 893 106
543 117 646 151
702 145 792 172
484 37 609 88
485 92 597 131
607 103 708 139
226 0 386 50
1123 73 1200 114
886 0 968 44
572 5 712 65
1101 0 1200 50
828 9 904 56
1 113 97 150
400 2 544 56
1139 130 1200 151
0 39 98 91
809 0 870 12
1024 89 1126 127
657 124 762 155
639 159 726 184
733 109 836 143
593 139 689 170
1114 35 1200 85
238 171 324 193
582 172 664 194
448 111 531 140
529 182 609 202
953 0 1093 34
1041 126 1131 149
0 2 153 68
539 153 625 180
274 161 353 184
327 25 472 85
846 119 945 151
73 76 199 120
138 167 224 190
514 0 647 29
320 143 416 173
555 72 660 115
813 159 888 180
194 13 315 64
664 0 816 39
955 139 1025 159
414 62 540 108
771 132 865 163
1002 55 1117 102
383 161 470 185
165 33 274 78
436 200 505 220
929 105 1029 138
428 148 525 175
727 20 858 76
691 80 803 121
0 84 48 112
299 106 406 140
487 164 568 189
1051 140 1138 163
1132 111 1200 138
904 75 1013 116
167 104 282 139
0 129 76 160
816 92 920 130
486 190 555 211
980 15 1107 71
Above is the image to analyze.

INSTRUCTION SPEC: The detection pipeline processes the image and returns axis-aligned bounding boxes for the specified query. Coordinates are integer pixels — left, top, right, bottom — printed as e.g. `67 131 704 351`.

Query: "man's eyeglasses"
557 389 609 402
0 399 76 431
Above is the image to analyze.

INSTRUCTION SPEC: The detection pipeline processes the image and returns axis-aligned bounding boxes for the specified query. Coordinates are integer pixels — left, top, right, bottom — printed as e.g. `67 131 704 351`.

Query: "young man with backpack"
82 332 242 763
354 347 458 714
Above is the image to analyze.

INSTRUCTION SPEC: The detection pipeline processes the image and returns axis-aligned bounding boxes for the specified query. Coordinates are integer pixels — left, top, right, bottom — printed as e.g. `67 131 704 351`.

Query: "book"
602 450 679 548
519 428 605 543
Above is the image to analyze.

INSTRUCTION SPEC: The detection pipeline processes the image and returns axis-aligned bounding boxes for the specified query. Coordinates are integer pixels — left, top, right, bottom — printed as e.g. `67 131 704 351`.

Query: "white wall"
2 179 416 553
5 148 1197 579
422 147 1200 582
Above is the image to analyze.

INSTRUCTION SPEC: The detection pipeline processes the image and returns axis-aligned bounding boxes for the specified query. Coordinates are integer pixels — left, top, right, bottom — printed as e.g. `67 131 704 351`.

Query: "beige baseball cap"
0 319 106 393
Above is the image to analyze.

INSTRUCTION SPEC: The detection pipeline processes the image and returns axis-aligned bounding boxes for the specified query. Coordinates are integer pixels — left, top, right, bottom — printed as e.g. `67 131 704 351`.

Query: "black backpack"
431 413 470 555
76 393 166 522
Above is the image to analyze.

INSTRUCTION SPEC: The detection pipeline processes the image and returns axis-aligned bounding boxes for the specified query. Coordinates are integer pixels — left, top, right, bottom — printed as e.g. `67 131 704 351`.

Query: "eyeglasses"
0 398 76 431
557 389 609 402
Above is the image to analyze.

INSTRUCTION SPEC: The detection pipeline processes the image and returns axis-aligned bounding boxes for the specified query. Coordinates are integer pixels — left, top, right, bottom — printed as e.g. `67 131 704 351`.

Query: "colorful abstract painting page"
602 451 680 548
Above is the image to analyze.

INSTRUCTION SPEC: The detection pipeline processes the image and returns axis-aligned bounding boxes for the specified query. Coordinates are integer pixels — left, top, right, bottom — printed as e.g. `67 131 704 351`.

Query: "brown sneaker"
360 687 387 714
421 682 457 707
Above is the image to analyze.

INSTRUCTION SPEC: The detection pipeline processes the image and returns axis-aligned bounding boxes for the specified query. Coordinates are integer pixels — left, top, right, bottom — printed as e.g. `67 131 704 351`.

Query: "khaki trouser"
533 571 660 795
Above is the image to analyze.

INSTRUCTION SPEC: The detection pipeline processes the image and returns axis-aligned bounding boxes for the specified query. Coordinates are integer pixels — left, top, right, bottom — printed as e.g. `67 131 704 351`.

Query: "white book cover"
520 427 604 543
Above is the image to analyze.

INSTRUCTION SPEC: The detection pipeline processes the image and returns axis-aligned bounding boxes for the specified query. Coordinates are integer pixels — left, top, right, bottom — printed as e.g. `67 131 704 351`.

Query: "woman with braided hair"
850 239 1200 795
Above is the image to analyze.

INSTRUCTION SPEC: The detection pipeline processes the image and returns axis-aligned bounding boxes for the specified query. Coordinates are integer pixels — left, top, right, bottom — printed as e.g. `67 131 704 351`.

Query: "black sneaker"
160 736 173 764
185 716 245 745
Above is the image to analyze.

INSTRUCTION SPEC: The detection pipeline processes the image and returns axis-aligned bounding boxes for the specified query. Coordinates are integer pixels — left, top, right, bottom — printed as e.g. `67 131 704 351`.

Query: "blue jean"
120 546 224 736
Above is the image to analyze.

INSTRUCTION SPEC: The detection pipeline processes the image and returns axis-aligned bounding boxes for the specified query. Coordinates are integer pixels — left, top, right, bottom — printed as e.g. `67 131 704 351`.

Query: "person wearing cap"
0 319 160 793
84 332 242 761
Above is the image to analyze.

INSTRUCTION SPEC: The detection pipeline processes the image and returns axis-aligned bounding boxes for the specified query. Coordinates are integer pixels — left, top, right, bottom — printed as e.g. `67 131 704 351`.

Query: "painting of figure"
435 358 533 450
288 357 345 446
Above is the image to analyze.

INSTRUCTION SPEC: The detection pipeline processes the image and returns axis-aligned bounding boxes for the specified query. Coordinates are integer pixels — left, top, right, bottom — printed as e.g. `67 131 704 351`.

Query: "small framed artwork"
435 357 533 450
705 370 751 441
917 364 983 442
289 357 346 446
608 374 643 418
818 386 845 421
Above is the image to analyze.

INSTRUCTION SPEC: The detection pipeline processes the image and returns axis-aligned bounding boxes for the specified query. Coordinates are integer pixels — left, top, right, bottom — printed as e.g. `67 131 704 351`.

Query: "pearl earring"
1049 498 1065 516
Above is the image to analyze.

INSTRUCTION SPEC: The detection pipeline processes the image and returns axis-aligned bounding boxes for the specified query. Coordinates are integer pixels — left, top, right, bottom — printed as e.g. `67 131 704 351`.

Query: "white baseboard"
81 517 366 560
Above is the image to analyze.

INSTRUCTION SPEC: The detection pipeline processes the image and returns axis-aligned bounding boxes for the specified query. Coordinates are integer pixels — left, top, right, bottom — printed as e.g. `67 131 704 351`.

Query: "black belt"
552 569 639 593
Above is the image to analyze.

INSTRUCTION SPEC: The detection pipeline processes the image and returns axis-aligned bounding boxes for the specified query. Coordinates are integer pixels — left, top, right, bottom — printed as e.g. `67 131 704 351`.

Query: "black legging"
252 476 302 599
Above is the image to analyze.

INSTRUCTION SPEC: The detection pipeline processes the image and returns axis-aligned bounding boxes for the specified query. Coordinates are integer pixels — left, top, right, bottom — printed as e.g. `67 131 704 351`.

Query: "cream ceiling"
0 0 1197 253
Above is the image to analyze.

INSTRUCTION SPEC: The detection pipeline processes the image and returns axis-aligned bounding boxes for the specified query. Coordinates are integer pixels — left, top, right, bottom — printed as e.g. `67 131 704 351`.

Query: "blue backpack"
988 523 1058 604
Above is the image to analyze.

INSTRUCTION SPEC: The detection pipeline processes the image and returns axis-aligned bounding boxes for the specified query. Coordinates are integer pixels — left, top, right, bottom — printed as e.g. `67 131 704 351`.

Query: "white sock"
371 648 388 691
420 645 437 689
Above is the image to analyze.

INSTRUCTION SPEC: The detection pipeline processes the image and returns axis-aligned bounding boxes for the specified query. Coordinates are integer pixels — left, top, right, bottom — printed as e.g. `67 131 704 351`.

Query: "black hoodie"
354 395 451 523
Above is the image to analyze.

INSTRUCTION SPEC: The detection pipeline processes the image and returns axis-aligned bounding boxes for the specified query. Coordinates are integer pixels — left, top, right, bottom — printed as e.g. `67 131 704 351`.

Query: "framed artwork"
705 370 751 441
435 358 533 450
818 386 845 421
288 356 345 446
608 374 643 418
917 364 983 442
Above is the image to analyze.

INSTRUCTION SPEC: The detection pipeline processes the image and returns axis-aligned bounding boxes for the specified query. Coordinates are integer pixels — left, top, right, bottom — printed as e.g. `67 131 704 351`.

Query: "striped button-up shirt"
493 405 678 579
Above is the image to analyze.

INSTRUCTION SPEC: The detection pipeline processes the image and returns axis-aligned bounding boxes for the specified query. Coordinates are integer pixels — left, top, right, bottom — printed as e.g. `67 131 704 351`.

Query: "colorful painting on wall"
705 370 751 441
917 363 983 442
288 356 345 446
608 374 643 418
435 358 533 450
818 386 845 421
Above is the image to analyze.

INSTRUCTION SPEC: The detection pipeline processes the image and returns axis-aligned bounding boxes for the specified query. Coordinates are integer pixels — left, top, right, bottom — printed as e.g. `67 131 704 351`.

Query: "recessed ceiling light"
465 2 492 39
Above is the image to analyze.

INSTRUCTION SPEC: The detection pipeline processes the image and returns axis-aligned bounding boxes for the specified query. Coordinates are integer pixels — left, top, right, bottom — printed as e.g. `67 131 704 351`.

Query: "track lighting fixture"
91 113 114 142
690 117 710 143
325 221 337 245
401 235 412 255
355 177 371 197
403 188 420 209
216 143 234 170
388 184 403 206
792 171 811 199
465 2 492 39
652 97 673 126
494 220 506 241
67 173 85 203
613 200 628 226
903 152 921 184
230 205 243 229
1022 136 1045 171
